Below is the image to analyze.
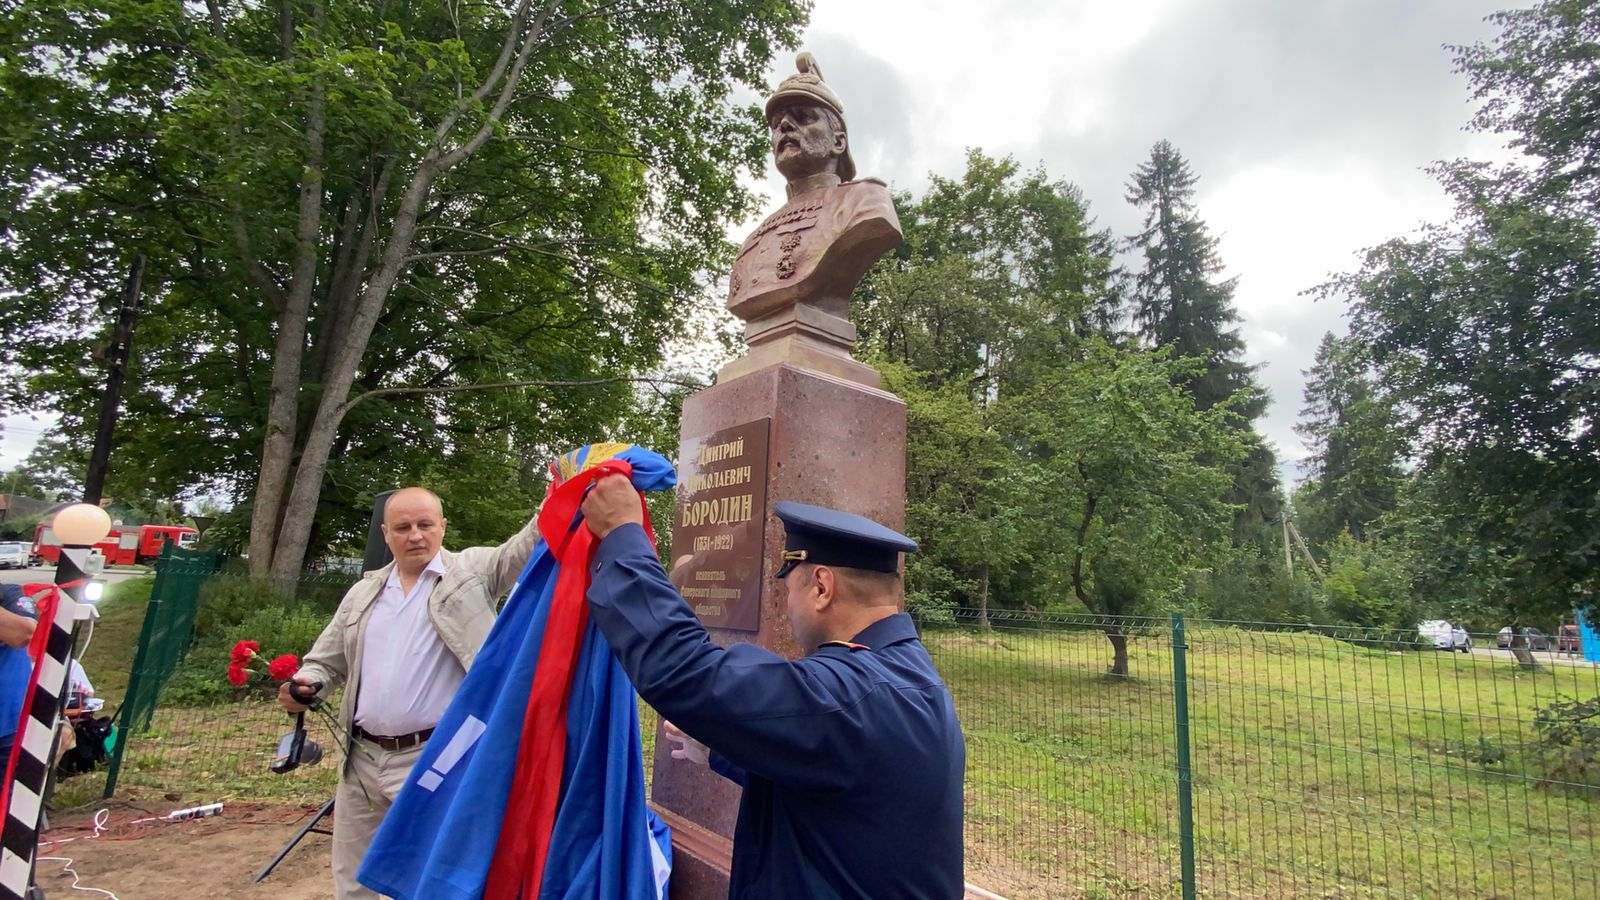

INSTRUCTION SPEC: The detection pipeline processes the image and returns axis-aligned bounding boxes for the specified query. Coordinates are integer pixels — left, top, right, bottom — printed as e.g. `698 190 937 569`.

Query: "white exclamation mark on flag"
417 715 488 792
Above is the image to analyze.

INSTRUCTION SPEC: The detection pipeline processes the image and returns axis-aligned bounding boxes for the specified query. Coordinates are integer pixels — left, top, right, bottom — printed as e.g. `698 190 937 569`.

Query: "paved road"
1467 644 1596 668
0 565 148 590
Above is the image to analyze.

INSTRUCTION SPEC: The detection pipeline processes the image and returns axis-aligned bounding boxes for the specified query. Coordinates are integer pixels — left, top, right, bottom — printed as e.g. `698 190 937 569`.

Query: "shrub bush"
1321 534 1418 630
164 604 332 706
296 573 360 615
905 558 964 625
192 576 295 641
1194 551 1326 624
1531 694 1600 785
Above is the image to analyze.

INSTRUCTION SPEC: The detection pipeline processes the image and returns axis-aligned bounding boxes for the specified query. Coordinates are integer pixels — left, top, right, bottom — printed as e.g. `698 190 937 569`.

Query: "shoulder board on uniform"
818 640 871 652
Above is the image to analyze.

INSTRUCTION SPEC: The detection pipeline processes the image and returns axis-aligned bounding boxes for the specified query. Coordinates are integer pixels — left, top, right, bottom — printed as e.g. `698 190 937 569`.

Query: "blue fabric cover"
359 444 676 899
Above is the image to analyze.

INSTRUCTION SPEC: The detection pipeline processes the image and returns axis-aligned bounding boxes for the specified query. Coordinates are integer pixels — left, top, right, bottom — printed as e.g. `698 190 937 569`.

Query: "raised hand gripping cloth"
359 444 674 900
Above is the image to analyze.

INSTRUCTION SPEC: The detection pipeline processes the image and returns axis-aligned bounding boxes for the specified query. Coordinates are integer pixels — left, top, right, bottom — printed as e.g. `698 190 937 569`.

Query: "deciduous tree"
1011 341 1244 675
1 0 808 578
1326 0 1600 630
856 152 1121 622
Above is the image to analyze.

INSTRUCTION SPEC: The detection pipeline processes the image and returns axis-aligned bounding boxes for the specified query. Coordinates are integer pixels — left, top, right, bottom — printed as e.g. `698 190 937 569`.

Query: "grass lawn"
74 583 1599 897
932 624 1599 899
79 574 156 705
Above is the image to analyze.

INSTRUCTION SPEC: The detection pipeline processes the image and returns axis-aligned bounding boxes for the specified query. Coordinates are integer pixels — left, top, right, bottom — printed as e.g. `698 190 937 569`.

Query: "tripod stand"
253 796 335 883
255 687 333 884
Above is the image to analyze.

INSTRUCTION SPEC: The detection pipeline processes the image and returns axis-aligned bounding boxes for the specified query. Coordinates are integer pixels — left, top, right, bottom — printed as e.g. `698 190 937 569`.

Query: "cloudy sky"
741 0 1514 481
0 0 1516 482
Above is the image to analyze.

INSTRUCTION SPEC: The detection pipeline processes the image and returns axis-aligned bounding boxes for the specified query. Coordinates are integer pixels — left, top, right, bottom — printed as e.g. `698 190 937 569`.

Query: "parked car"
1419 620 1472 652
1557 623 1581 654
1496 626 1551 651
0 542 27 569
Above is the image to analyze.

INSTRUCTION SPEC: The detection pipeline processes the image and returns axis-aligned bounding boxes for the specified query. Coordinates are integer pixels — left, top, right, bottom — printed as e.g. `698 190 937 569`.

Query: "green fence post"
1171 613 1197 900
103 541 174 798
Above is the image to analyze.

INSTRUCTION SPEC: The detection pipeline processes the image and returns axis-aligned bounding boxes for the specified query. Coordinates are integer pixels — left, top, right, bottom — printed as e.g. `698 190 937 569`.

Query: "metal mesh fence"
105 699 341 804
101 554 356 805
933 609 1600 898
114 546 221 735
1183 620 1598 898
97 560 1600 897
936 612 1183 897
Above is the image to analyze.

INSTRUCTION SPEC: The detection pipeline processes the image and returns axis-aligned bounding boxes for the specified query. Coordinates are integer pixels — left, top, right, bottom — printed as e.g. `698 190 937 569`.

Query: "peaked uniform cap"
773 500 916 578
765 52 856 183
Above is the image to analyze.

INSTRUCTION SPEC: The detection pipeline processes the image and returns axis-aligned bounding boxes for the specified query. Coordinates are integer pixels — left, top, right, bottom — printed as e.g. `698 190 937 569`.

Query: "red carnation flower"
226 662 249 687
230 640 259 664
267 654 300 680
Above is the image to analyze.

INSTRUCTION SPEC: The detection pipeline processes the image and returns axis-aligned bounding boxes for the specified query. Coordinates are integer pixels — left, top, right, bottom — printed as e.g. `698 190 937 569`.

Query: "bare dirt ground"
37 801 335 900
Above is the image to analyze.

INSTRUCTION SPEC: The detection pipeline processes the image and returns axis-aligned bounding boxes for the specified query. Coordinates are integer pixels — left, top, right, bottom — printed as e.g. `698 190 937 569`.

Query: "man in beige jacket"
278 487 537 900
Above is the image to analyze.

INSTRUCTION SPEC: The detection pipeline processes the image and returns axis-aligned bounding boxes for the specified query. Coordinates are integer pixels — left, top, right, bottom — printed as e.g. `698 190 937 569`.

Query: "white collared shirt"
354 553 464 736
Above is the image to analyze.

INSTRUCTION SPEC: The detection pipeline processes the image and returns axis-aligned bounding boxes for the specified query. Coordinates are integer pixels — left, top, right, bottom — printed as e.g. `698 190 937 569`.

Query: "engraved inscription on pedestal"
670 419 772 632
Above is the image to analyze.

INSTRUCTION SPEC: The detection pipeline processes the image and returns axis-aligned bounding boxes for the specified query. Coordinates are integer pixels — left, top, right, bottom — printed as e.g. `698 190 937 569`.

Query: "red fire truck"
32 521 198 566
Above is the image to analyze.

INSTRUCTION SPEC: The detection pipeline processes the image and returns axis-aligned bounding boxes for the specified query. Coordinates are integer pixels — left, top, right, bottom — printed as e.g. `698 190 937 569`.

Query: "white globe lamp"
52 503 112 614
53 504 112 547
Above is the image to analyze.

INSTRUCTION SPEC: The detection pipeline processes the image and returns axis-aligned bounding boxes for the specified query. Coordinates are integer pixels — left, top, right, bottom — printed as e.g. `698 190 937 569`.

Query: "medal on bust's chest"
730 200 824 302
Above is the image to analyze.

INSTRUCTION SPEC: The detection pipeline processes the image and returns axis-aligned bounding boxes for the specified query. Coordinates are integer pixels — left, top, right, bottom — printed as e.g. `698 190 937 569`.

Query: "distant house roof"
0 494 53 520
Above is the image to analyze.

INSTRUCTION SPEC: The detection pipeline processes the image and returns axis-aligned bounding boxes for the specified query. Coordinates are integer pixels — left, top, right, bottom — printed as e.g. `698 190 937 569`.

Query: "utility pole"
83 255 145 506
1286 519 1324 580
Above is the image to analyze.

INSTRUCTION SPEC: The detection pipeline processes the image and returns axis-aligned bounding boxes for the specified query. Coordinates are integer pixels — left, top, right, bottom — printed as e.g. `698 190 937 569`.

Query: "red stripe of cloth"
484 460 653 899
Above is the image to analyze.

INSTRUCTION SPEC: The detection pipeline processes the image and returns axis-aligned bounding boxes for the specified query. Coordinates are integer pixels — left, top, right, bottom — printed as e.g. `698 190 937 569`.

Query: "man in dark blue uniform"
0 584 42 762
581 474 965 899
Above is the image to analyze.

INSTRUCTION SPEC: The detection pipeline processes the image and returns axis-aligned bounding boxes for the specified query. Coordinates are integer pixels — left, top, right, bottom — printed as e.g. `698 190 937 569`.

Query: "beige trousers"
332 739 425 900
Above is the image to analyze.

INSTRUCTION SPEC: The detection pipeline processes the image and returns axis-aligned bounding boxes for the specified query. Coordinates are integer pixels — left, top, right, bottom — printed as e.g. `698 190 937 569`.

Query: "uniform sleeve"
586 524 871 793
0 585 33 617
709 751 747 787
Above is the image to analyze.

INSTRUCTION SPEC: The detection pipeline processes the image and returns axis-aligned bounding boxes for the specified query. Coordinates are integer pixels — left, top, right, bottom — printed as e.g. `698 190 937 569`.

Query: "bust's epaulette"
845 177 888 187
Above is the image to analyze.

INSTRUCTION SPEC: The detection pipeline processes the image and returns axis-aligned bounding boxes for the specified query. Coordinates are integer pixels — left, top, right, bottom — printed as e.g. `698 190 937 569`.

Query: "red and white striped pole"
0 504 109 900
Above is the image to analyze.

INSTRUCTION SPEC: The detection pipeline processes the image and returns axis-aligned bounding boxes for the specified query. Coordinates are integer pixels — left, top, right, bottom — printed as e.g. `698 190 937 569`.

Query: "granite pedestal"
651 362 907 898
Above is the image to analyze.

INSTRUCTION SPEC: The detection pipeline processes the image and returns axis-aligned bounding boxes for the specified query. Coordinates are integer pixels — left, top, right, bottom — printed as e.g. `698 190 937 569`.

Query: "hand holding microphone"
278 674 323 714
272 676 326 774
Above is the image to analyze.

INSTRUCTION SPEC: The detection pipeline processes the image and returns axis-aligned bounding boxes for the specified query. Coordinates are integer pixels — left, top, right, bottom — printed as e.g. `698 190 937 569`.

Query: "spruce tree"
1292 333 1404 552
1126 140 1263 417
1125 140 1281 539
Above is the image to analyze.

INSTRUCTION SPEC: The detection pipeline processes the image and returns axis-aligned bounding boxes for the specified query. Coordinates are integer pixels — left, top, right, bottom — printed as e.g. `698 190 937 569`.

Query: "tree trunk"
267 163 438 584
265 0 560 583
246 12 327 577
1104 627 1129 677
310 156 394 386
976 562 991 631
1510 630 1538 669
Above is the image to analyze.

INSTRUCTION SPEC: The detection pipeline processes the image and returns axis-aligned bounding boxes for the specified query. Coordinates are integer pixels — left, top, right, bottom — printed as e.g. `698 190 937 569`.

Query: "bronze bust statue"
718 54 903 388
